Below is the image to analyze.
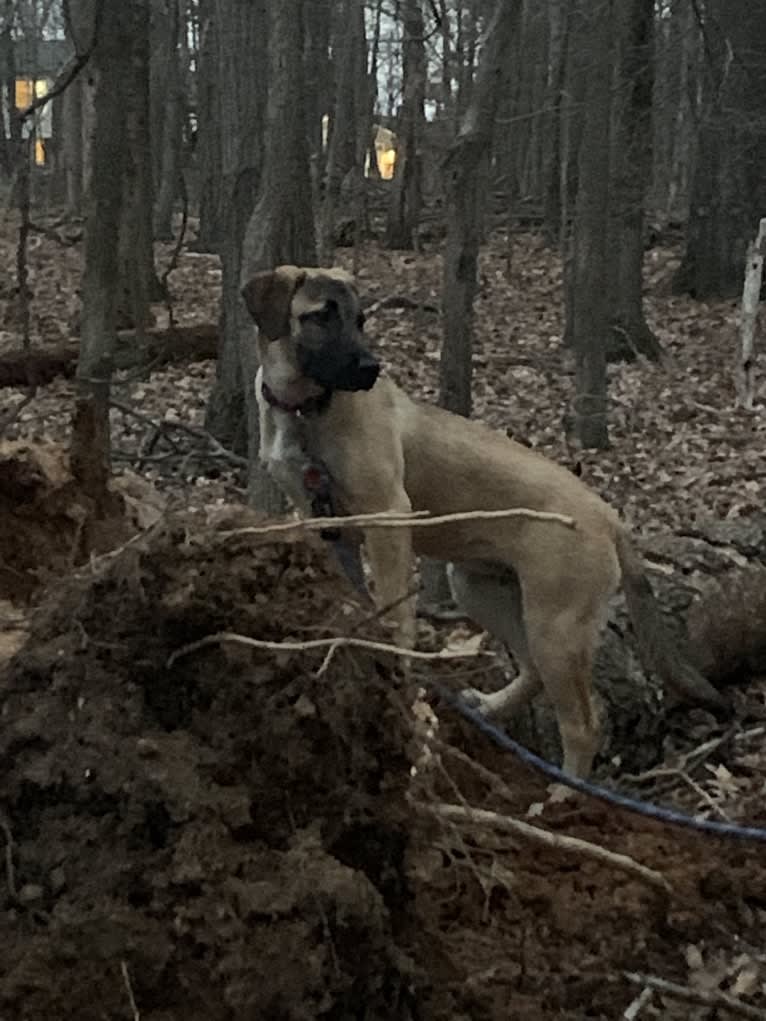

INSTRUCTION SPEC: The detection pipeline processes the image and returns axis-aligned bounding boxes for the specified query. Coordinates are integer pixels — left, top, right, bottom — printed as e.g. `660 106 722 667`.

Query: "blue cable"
436 686 766 844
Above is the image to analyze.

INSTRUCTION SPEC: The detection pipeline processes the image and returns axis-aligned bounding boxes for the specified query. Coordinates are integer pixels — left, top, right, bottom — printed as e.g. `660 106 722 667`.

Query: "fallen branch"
363 293 440 317
624 972 766 1020
419 801 672 893
222 506 576 537
0 324 219 388
167 630 494 670
28 221 82 246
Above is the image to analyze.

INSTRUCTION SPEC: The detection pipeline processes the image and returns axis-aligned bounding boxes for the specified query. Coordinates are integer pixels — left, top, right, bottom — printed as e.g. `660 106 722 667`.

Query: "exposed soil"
412 729 766 1020
0 515 417 1021
2 508 766 1020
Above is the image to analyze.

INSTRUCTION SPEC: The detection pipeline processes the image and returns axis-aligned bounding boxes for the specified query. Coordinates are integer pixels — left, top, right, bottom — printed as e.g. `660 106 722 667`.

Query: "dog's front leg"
363 492 416 648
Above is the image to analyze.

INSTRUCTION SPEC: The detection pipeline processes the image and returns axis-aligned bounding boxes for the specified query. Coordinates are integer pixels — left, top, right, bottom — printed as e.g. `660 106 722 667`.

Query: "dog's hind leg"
522 601 603 778
447 563 543 718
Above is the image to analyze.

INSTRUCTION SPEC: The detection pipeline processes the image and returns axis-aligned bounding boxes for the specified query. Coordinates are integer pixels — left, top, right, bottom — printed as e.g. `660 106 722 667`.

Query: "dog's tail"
615 529 726 710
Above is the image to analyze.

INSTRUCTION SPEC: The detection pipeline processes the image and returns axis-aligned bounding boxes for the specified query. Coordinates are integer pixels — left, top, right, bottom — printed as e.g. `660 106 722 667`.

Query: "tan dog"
243 265 724 778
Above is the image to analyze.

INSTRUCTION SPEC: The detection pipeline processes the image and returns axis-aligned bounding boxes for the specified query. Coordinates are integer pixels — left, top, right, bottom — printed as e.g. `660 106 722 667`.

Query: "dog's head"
242 265 380 395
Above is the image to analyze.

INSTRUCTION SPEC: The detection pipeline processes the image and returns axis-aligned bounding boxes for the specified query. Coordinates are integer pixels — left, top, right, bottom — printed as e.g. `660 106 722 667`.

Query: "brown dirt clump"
0 516 417 1021
0 440 164 604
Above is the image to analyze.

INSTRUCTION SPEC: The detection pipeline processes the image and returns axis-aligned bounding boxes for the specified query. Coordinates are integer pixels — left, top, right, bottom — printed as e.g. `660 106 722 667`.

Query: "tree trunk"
385 0 426 250
304 0 332 212
241 0 317 510
70 0 130 506
606 0 661 362
674 0 766 299
62 70 84 216
570 0 613 450
542 0 571 244
194 0 223 251
439 0 522 417
204 0 268 452
560 0 589 349
152 0 184 240
117 0 159 331
319 0 361 264
426 0 521 609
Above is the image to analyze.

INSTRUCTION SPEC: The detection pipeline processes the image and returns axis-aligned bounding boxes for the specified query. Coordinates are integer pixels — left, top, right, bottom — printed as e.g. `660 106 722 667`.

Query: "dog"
243 265 725 778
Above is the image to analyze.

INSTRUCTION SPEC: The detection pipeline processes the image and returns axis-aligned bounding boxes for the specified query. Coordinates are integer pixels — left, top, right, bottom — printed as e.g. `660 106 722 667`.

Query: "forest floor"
0 216 765 1020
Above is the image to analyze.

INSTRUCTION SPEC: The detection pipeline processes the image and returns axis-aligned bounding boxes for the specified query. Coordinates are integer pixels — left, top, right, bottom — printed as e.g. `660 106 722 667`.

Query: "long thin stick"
120 961 141 1021
624 972 766 1020
420 801 672 893
221 506 576 537
167 630 494 669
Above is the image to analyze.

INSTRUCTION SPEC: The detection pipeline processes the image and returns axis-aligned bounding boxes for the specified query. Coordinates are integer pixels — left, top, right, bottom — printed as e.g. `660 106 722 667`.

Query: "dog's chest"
261 407 314 513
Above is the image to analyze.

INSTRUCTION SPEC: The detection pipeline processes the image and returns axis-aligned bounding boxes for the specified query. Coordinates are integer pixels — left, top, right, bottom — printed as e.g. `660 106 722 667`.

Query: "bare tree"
570 0 613 449
438 0 522 417
674 0 766 299
319 0 364 264
69 0 128 502
204 0 316 512
241 0 317 510
204 0 268 451
651 0 699 227
606 0 661 361
61 63 85 215
117 0 158 332
385 0 425 249
304 0 332 209
194 0 223 251
152 0 184 240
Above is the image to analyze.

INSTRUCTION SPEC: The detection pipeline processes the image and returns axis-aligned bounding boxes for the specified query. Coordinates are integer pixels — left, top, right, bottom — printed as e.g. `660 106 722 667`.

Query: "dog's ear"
241 266 306 339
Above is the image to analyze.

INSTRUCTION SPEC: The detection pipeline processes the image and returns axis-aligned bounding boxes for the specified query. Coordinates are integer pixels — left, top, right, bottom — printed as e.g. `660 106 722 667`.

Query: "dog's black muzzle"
299 343 380 392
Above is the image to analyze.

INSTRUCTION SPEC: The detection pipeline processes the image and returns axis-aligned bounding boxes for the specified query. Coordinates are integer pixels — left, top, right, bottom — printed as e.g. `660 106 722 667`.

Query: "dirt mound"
0 516 416 1021
0 440 164 603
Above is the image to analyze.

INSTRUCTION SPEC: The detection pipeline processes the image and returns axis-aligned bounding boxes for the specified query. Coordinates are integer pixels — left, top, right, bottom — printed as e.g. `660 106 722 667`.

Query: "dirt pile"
0 516 417 1021
0 440 164 603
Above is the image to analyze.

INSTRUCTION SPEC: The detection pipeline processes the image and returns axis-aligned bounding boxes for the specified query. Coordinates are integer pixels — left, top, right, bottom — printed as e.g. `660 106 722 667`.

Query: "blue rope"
436 686 766 844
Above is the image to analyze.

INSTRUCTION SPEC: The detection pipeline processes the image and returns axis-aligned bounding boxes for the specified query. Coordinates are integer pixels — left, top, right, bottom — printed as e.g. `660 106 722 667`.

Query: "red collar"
261 380 330 416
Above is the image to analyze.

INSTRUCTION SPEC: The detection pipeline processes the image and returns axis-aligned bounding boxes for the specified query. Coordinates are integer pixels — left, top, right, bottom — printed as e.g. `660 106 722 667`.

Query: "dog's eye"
302 299 338 326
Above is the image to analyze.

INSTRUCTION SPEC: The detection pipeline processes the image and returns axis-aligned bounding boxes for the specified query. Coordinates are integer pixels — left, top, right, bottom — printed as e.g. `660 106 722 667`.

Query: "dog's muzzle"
299 345 380 392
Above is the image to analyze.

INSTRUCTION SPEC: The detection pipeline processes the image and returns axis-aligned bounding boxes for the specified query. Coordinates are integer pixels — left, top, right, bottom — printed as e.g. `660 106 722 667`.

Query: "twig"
623 986 653 1020
624 972 766 1020
167 630 494 670
17 0 106 124
677 770 732 822
222 506 576 537
110 399 247 469
623 731 733 784
120 961 141 1021
419 802 672 893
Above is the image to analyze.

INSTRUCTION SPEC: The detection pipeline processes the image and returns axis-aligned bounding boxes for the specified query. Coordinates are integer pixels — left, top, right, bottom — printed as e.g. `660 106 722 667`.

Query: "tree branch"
17 0 106 124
